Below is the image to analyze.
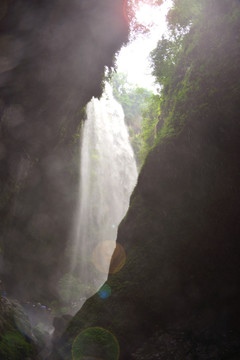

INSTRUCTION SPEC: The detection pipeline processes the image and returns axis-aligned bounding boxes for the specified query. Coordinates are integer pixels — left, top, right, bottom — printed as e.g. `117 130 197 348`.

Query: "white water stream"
70 83 138 297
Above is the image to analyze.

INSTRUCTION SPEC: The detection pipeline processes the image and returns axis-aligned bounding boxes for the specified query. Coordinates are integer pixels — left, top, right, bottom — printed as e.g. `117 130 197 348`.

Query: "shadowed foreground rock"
0 296 39 359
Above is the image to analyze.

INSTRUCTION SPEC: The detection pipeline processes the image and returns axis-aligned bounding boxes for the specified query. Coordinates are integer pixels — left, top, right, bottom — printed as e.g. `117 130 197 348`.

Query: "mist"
1 0 240 359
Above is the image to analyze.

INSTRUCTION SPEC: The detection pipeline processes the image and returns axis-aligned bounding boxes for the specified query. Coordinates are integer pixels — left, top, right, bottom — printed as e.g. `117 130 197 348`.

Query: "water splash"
70 83 137 297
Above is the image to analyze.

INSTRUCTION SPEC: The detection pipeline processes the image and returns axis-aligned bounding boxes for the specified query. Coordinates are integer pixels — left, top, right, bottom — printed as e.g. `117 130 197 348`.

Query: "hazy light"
135 2 163 27
116 0 173 90
91 240 116 274
70 84 137 295
91 241 126 275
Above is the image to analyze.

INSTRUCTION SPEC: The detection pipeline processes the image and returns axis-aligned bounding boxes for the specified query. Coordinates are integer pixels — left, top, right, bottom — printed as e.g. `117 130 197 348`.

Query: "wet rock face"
132 328 240 360
0 296 38 359
0 0 128 299
49 1 240 359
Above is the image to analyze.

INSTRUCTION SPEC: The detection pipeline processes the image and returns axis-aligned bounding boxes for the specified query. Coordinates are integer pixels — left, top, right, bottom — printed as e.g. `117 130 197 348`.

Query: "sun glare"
117 0 173 90
135 3 159 27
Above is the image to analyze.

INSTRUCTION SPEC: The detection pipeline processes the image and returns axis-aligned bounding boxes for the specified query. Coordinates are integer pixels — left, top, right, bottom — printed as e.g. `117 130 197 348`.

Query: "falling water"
70 83 138 298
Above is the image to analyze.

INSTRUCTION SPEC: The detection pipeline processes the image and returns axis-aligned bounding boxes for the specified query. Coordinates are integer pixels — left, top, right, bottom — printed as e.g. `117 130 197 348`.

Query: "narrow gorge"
0 0 240 359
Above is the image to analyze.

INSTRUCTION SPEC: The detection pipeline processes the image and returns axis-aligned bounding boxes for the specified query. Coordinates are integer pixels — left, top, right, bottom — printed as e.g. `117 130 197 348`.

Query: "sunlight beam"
117 0 173 90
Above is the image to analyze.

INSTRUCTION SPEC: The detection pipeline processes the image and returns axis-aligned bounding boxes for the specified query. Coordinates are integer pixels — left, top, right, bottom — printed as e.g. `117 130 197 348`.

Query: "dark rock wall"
51 1 240 359
0 296 38 359
0 0 128 300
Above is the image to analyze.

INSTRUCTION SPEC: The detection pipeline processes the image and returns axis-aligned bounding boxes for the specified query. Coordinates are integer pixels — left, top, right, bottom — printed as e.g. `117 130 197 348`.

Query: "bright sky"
116 0 173 90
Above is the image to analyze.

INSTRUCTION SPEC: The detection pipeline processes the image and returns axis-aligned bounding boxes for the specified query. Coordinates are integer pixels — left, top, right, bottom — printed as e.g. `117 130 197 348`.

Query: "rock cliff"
0 296 38 359
50 1 240 359
0 0 128 300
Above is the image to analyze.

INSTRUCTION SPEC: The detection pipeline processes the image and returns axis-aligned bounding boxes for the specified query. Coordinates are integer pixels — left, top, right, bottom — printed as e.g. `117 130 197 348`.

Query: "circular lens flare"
91 241 126 274
91 240 116 274
109 242 126 274
72 327 119 360
98 284 112 299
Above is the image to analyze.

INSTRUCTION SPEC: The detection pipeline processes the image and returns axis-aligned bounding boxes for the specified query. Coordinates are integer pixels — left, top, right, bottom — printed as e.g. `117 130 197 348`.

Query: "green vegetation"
111 73 152 127
0 298 37 359
166 0 202 32
140 94 161 161
110 72 154 167
111 0 223 167
145 0 240 149
0 331 34 360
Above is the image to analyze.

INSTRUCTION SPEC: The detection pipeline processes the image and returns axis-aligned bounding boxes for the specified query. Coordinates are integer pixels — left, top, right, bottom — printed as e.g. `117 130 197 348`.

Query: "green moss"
0 331 34 360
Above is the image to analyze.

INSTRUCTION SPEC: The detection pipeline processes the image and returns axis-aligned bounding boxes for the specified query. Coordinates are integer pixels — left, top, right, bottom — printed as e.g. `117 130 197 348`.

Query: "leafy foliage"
151 36 182 87
124 0 164 35
166 0 202 32
140 94 161 161
110 72 153 167
149 0 240 147
111 72 152 128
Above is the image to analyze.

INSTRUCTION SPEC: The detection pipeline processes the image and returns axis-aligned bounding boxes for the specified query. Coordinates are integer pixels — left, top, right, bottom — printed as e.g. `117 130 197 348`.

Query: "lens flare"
72 327 119 360
91 241 126 274
98 284 112 299
91 240 116 274
123 0 130 24
109 242 126 274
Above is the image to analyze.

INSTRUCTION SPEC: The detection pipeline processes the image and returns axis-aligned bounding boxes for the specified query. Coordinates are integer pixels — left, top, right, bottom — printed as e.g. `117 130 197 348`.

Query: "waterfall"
70 83 138 299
